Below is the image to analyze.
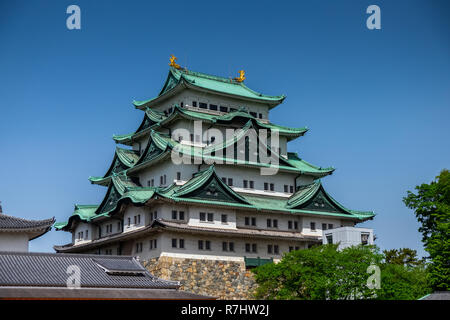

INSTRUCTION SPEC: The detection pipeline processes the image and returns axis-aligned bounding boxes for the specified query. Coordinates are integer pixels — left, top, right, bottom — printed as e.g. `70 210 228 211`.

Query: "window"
179 211 185 220
288 221 293 229
245 243 251 253
134 216 137 225
294 221 298 229
251 217 256 226
117 221 122 231
243 180 248 188
136 242 143 253
258 113 263 119
154 211 157 219
221 177 227 184
199 102 207 109
151 179 154 187
361 233 370 245
328 224 333 230
220 106 228 112
322 223 327 230
198 240 204 250
209 104 218 111
249 181 254 189
268 244 273 254
274 245 279 254
207 213 214 222
267 219 272 228
137 215 141 224
245 243 257 253
245 217 250 226
264 182 269 191
250 111 257 117
290 186 294 193
172 238 177 248
310 222 316 231
227 178 233 186
289 246 294 252
222 242 234 252
326 234 333 244
127 217 131 227
147 180 151 187
273 219 278 228
180 102 184 108
179 239 185 249
284 185 288 193
252 243 257 253
200 212 206 221
270 183 274 191
149 239 157 250
160 176 163 185
192 101 197 107
221 214 227 223
172 210 177 219
205 240 211 250
164 175 167 185
190 134 194 142
176 172 181 180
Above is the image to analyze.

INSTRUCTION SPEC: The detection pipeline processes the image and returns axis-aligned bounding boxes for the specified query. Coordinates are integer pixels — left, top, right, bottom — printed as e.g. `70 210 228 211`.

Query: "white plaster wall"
214 165 297 194
0 233 29 252
187 206 237 230
123 206 149 233
236 211 302 232
138 159 197 187
322 227 374 249
301 216 345 237
73 222 93 245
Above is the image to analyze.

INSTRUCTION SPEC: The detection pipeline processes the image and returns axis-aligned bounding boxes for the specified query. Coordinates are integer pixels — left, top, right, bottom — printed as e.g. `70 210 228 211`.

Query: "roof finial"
234 70 245 82
169 55 181 69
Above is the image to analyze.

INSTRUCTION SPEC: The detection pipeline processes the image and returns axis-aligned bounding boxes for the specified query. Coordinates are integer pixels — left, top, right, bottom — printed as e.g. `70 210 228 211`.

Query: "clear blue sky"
0 0 448 257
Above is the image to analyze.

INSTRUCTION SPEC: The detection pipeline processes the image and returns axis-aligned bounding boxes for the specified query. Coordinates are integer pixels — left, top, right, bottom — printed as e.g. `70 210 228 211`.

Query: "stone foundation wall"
142 256 257 299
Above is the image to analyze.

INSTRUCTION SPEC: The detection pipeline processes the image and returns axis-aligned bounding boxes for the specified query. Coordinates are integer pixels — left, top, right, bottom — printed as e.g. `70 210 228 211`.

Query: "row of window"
189 101 265 119
310 222 334 231
77 230 88 240
127 214 142 227
134 239 158 253
171 238 297 255
199 212 228 223
172 210 185 220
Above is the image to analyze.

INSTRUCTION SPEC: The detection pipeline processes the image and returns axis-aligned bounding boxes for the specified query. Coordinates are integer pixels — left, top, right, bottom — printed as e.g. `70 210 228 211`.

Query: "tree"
252 244 383 300
403 169 450 290
376 263 431 300
383 248 425 267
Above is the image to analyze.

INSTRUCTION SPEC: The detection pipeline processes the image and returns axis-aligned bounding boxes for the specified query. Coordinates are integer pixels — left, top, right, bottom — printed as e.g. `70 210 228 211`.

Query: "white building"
322 226 374 250
0 208 54 252
55 59 375 268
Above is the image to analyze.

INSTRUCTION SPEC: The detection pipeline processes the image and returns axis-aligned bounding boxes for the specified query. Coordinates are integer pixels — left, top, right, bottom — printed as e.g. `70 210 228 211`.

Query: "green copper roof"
56 165 374 231
54 204 99 231
133 67 285 109
89 147 140 186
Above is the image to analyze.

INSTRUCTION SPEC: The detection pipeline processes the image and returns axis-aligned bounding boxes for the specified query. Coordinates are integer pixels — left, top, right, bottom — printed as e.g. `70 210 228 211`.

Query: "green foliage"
376 263 431 300
403 169 450 290
252 244 383 300
383 248 425 267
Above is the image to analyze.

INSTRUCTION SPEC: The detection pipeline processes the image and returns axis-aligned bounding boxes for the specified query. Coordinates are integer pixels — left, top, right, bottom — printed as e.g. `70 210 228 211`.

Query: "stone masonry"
143 256 257 299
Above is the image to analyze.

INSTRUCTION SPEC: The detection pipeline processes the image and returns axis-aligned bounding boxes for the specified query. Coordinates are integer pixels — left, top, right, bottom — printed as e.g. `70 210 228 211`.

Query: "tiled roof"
0 252 178 289
0 214 55 240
